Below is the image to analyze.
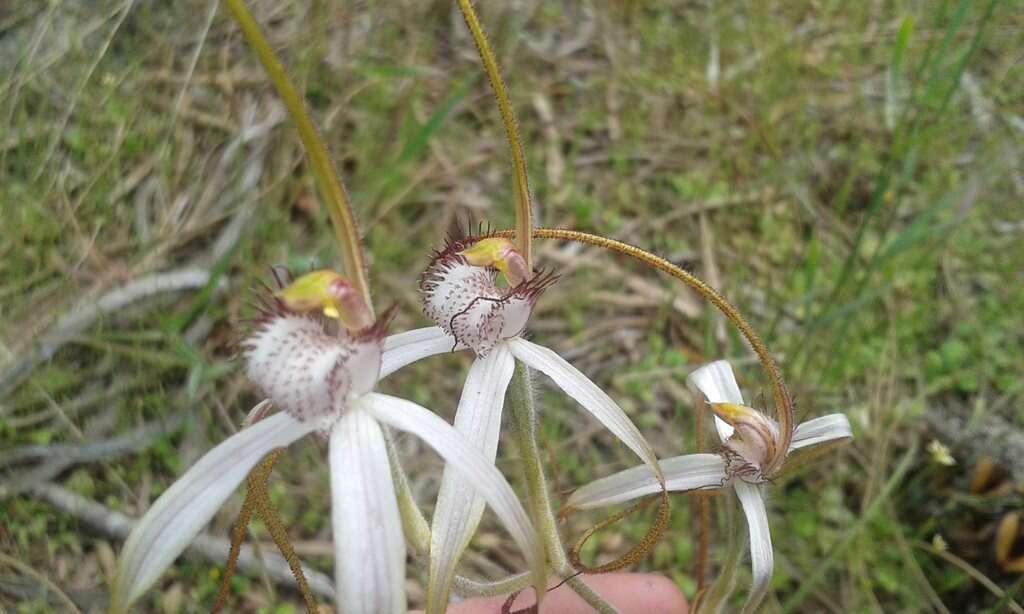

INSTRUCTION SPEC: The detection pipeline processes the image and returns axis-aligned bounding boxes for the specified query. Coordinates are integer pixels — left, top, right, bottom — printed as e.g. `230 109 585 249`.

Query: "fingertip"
625 572 689 614
413 572 688 614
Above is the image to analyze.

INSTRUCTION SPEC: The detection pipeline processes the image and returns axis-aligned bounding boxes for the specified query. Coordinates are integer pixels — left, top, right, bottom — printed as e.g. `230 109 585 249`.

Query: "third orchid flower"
567 360 853 612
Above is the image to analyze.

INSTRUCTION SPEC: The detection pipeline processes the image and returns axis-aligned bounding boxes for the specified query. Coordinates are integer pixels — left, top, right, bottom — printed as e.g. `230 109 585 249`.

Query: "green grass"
2 0 1022 611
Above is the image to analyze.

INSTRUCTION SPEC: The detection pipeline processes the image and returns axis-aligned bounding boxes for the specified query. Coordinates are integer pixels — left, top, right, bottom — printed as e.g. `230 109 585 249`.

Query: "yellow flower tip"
459 237 516 269
459 237 530 285
275 270 373 331
275 270 340 312
709 402 761 426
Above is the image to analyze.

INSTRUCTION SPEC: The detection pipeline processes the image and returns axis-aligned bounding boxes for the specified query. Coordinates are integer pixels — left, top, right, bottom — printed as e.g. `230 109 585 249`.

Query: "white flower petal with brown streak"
427 345 515 613
364 393 547 609
567 454 726 510
688 360 745 406
687 359 745 442
114 411 314 607
790 414 852 451
507 337 663 481
330 407 406 614
734 481 773 614
380 326 463 378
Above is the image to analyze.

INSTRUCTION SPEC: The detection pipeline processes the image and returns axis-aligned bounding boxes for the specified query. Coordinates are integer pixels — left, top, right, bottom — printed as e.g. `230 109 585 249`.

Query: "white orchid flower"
566 360 852 613
380 235 663 612
112 270 546 614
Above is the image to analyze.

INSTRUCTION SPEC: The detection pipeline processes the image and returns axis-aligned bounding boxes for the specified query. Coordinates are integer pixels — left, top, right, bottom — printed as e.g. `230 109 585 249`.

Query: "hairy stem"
497 227 794 474
222 0 373 312
568 488 670 576
384 427 431 556
696 394 710 590
453 571 533 598
507 363 619 613
214 449 318 613
507 364 564 568
455 0 533 271
693 490 739 614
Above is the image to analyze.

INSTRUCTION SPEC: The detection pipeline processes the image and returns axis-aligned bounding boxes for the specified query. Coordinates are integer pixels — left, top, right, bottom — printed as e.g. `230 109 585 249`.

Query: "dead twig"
29 481 336 602
0 414 187 498
0 269 220 398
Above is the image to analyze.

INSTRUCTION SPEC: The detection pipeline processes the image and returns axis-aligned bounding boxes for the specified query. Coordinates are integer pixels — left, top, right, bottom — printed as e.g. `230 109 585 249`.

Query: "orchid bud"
275 270 374 331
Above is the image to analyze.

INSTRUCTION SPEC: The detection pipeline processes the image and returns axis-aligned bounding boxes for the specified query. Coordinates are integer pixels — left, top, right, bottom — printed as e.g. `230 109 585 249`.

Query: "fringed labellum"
710 402 783 484
420 236 556 356
244 270 387 428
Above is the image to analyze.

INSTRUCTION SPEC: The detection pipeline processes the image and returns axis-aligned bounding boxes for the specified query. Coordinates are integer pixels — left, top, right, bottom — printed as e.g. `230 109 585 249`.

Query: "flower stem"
507 363 619 614
453 571 533 597
455 0 533 272
692 490 740 614
222 0 373 313
696 388 710 590
507 364 565 569
384 427 431 556
498 227 795 475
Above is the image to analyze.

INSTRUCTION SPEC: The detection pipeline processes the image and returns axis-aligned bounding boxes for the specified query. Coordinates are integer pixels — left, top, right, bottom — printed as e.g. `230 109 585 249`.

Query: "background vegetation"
2 1 1021 611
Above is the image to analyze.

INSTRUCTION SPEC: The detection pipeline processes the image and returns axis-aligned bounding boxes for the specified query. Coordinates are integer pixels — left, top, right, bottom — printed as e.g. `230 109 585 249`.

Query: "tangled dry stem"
214 448 318 613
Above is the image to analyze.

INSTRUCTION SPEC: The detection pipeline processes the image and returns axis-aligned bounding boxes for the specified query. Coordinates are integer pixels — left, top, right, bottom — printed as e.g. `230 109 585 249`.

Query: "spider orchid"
112 270 546 614
565 360 852 613
380 235 663 611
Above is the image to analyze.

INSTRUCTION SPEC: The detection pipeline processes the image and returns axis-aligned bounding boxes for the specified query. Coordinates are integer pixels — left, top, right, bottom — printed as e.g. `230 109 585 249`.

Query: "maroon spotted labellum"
242 270 389 429
419 236 557 356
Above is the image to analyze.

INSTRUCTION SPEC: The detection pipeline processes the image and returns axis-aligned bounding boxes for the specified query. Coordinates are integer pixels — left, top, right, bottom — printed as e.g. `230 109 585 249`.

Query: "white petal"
114 412 313 606
364 393 547 607
688 360 745 442
790 414 852 451
734 481 773 614
567 454 726 510
330 408 406 614
508 338 662 480
380 326 462 379
427 347 515 613
713 415 735 443
688 360 745 405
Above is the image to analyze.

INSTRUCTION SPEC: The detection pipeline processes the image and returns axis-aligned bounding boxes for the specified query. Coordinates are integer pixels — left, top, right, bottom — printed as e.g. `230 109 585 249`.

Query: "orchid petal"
330 408 406 614
567 454 726 510
734 481 773 614
364 393 547 607
688 360 745 442
114 411 313 607
712 415 735 444
507 338 662 480
380 326 462 378
687 360 745 405
427 346 515 613
790 414 852 451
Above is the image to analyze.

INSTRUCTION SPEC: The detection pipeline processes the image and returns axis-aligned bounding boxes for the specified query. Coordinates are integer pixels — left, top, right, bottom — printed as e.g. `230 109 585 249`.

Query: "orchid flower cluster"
111 2 852 613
